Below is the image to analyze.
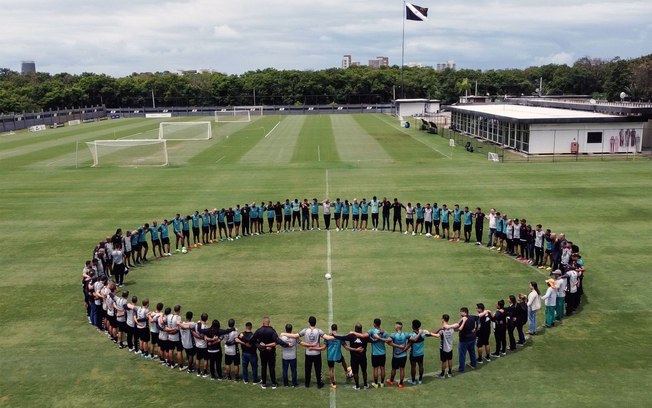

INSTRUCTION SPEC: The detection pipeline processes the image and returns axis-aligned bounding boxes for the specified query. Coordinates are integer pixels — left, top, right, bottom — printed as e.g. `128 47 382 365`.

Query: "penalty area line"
264 121 281 138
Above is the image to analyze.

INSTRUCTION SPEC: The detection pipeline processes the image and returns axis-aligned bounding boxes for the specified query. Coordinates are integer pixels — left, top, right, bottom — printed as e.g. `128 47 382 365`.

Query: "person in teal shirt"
316 324 351 389
158 220 171 256
415 203 424 235
148 221 162 258
463 206 473 243
441 204 451 240
191 211 200 245
452 204 463 241
341 199 350 230
406 319 428 385
137 225 149 262
266 202 275 233
367 318 389 387
351 199 360 231
433 203 442 238
310 199 320 230
233 205 242 239
172 214 183 250
360 199 369 231
387 322 410 388
200 210 210 244
334 198 343 231
181 216 190 247
250 204 259 235
209 209 217 241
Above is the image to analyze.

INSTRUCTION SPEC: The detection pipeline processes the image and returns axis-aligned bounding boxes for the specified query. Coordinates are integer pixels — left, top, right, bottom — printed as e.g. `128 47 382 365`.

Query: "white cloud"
0 0 650 75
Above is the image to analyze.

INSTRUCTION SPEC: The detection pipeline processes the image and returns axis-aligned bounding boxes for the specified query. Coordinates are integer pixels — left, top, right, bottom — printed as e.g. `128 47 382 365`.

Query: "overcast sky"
1 0 650 76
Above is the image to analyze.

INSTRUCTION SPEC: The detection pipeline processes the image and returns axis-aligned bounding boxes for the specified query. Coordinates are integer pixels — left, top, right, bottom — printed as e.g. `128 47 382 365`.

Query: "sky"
1 0 650 76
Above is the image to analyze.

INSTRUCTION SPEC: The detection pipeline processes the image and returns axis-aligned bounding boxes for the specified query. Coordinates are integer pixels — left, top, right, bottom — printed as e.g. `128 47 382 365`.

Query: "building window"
587 131 602 144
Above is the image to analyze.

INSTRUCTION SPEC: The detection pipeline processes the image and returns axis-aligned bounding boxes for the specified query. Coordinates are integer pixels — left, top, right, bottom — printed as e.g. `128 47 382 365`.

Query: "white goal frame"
86 139 168 167
214 110 251 123
158 121 212 140
488 152 501 162
233 106 263 116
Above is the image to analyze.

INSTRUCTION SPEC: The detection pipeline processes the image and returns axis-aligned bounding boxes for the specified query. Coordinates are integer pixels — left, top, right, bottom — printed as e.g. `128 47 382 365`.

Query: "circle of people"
81 196 586 390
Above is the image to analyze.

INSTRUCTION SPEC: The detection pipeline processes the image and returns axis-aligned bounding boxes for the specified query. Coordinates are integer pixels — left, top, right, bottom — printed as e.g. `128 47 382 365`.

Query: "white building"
449 104 646 155
395 99 441 117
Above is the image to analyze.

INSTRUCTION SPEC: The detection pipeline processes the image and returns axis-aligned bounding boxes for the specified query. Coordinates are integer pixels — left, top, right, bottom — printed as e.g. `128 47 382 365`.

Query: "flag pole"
401 1 406 99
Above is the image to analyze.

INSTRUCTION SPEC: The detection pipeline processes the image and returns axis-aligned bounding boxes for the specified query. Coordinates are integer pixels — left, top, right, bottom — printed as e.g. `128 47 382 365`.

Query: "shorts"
442 222 449 230
183 230 190 238
409 354 424 364
202 226 209 232
161 237 170 246
371 354 386 368
276 216 283 222
210 224 217 232
464 224 472 232
334 213 341 220
152 239 161 247
124 250 131 258
391 356 407 369
352 214 359 221
545 249 552 255
140 241 149 249
342 214 349 220
170 340 183 352
218 222 226 230
311 214 318 220
227 222 234 229
361 214 368 221
150 331 159 346
108 315 117 327
185 347 196 357
158 339 169 351
118 320 128 333
327 357 344 368
234 221 241 227
196 347 208 360
138 327 150 343
440 350 453 362
406 218 414 225
192 227 200 236
225 353 241 366
476 331 491 347
453 221 461 231
416 218 424 224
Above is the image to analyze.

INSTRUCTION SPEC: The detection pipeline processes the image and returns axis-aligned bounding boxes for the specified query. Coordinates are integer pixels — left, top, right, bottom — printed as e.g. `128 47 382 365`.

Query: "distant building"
21 60 36 74
405 62 424 68
351 61 361 67
369 56 389 68
435 60 456 71
342 55 352 69
177 68 216 75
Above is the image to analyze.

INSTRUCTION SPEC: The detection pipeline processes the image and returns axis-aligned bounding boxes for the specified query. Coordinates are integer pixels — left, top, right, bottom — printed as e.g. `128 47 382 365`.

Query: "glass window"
587 131 602 144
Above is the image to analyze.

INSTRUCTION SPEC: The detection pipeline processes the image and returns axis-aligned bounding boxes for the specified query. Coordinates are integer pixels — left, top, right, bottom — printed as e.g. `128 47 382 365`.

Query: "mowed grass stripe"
331 114 392 162
291 115 339 163
188 116 280 165
353 114 449 162
239 115 304 164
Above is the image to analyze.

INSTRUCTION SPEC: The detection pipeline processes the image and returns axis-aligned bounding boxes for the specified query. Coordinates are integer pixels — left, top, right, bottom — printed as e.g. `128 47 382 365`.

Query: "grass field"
1 114 651 407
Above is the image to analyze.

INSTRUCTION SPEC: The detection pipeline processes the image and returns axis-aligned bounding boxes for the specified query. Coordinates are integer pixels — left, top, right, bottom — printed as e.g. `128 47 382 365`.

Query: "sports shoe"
491 352 501 358
412 232 416 236
398 383 404 389
371 383 380 389
404 231 408 235
447 372 453 378
438 373 446 379
179 365 187 371
386 379 395 386
449 238 455 242
336 228 340 232
260 383 267 389
407 379 415 385
271 384 278 389
353 385 361 390
418 380 422 385
330 383 337 389
456 238 461 242
500 352 507 357
243 380 249 384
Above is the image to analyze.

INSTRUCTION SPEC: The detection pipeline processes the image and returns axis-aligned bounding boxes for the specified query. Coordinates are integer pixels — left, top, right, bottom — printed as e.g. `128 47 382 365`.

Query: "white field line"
264 121 281 138
45 157 69 167
325 168 335 408
117 132 143 140
374 115 452 159
318 145 321 162
215 156 225 163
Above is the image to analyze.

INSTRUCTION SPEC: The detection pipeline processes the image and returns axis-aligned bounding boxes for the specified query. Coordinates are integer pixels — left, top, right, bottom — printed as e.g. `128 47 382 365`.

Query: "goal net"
488 152 501 162
234 106 263 116
214 110 251 123
159 121 212 140
86 139 168 167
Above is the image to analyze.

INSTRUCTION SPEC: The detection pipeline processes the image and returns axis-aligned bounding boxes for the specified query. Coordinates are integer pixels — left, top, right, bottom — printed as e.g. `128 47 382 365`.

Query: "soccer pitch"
1 114 651 407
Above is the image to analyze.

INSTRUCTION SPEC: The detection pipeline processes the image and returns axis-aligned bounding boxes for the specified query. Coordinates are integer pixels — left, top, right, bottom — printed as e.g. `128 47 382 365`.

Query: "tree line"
1 54 650 114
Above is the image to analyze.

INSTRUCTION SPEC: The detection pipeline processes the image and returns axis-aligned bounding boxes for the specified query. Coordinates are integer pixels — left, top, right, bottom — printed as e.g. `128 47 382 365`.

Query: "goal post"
85 139 168 167
159 121 212 140
488 152 501 162
214 110 251 123
233 106 263 116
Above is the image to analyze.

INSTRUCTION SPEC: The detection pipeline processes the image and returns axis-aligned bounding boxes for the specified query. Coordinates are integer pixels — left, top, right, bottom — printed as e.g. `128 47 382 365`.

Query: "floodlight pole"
401 1 406 99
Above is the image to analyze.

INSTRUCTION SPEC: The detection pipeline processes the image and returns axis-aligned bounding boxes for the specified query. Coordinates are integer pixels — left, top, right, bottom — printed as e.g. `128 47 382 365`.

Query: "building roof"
395 99 441 103
447 104 642 124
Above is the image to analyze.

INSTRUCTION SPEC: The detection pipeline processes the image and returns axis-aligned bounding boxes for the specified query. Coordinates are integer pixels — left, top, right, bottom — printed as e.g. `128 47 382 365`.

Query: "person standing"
463 206 473 243
343 323 370 390
279 324 299 387
430 314 454 379
445 307 477 373
475 303 492 363
527 282 542 335
298 316 325 388
392 198 405 233
381 198 391 231
334 198 343 231
423 203 433 237
370 196 380 231
486 209 497 248
474 207 485 245
367 318 388 388
433 203 442 238
310 199 320 230
491 300 507 357
541 279 557 328
111 243 126 288
237 322 259 384
386 322 410 388
506 295 518 351
223 318 241 381
407 319 427 385
292 198 301 231
252 316 290 389
322 199 333 230
301 199 310 231
553 269 566 321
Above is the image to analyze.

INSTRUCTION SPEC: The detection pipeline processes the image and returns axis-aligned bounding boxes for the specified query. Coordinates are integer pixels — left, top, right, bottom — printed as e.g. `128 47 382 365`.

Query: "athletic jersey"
181 218 190 231
106 293 115 317
441 209 450 223
535 230 544 247
370 200 379 214
172 218 182 233
191 215 200 228
545 235 553 251
126 304 135 328
347 335 369 358
367 327 388 356
159 224 169 239
322 203 331 215
284 203 292 216
325 337 344 362
123 236 132 252
274 204 283 217
424 208 433 222
334 201 342 214
409 330 427 357
501 219 509 234
250 206 258 219
200 213 209 227
506 224 514 239
433 207 441 221
135 306 149 329
210 212 217 225
222 330 239 356
137 228 146 243
180 322 195 349
234 208 241 223
352 202 360 215
464 211 473 225
390 332 410 358
111 249 123 265
299 327 324 356
496 217 504 232
513 224 520 239
218 211 226 223
405 206 414 219
148 226 159 240
342 203 350 215
194 322 208 348
416 206 424 220
167 314 180 341
310 202 319 215
158 315 168 341
130 233 138 247
477 314 491 335
438 328 454 353
149 311 160 333
360 202 369 215
267 206 275 218
453 209 463 223
292 201 300 212
115 297 127 322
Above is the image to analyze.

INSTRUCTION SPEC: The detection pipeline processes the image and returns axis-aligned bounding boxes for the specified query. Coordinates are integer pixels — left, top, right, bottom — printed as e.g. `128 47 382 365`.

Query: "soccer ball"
325 273 332 280
181 249 188 254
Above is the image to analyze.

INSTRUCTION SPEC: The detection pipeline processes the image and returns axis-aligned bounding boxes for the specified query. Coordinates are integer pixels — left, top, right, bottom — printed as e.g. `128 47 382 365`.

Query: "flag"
406 3 428 21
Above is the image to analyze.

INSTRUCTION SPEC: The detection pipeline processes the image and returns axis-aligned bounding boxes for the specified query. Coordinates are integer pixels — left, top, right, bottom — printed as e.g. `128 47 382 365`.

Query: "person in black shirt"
251 317 290 389
445 307 477 373
342 323 370 390
505 295 518 351
492 300 507 357
237 322 259 384
381 198 392 231
392 198 405 232
198 320 235 380
301 199 310 231
241 204 250 236
225 208 235 241
474 207 485 245
274 201 283 233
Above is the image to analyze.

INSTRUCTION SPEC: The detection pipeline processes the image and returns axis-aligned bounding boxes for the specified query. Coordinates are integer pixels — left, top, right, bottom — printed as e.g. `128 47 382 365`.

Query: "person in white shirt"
553 270 567 321
527 281 541 335
487 209 497 248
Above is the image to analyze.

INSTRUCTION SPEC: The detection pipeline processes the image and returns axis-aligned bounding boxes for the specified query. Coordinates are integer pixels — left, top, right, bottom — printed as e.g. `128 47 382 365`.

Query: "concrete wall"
530 122 645 154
